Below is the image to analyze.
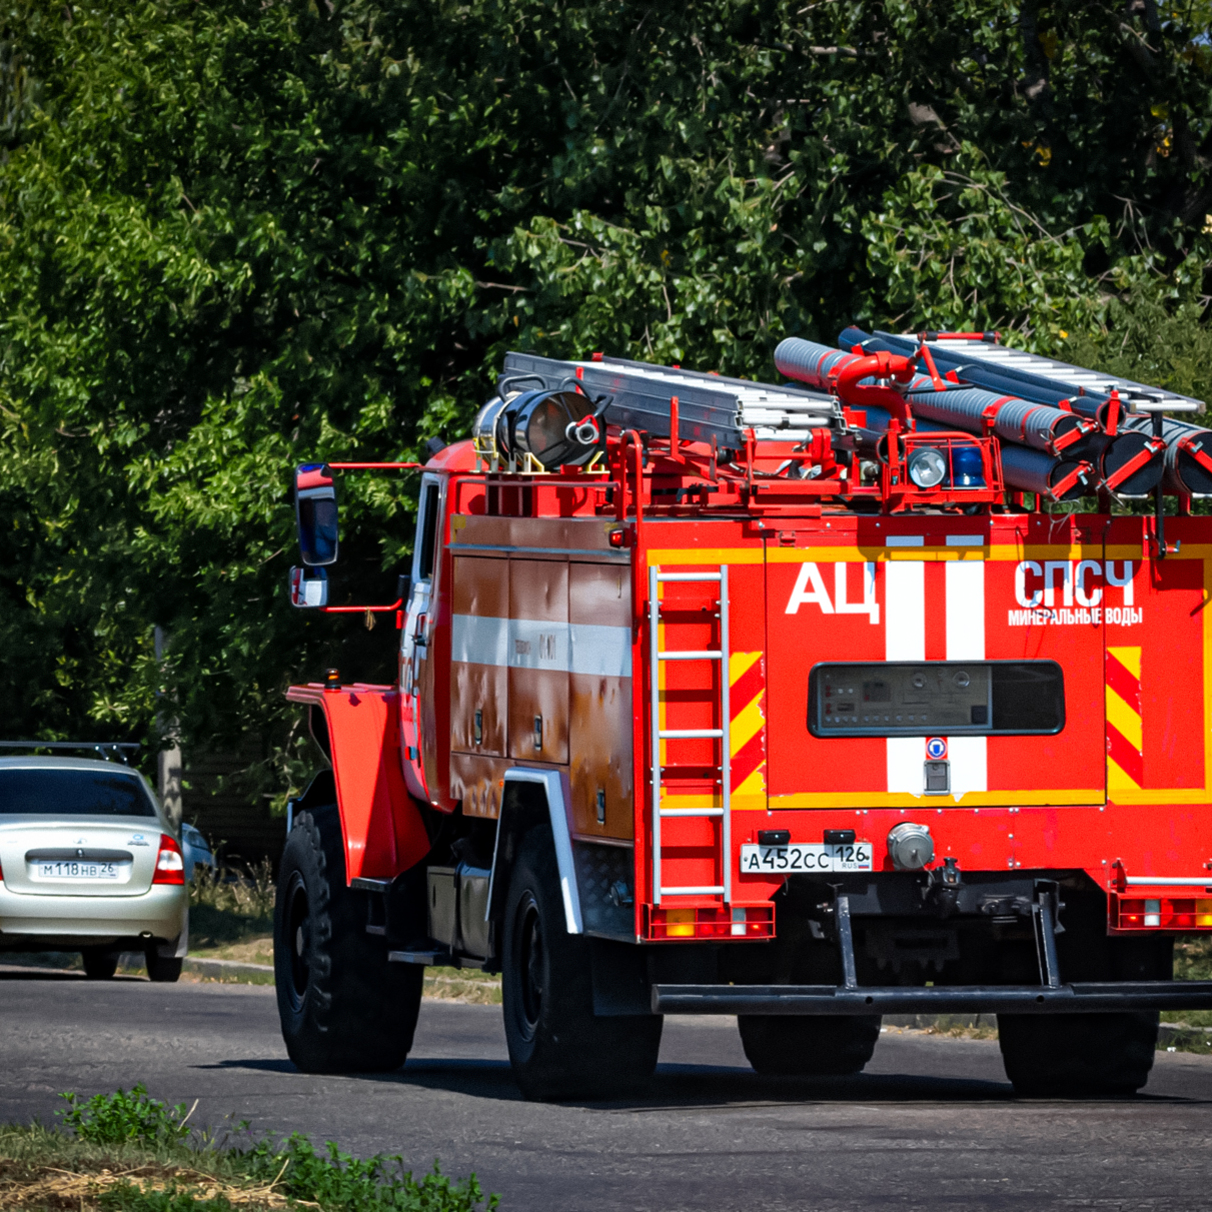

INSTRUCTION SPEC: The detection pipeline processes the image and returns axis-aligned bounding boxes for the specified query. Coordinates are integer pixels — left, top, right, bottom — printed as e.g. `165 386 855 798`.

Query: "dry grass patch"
0 1087 497 1211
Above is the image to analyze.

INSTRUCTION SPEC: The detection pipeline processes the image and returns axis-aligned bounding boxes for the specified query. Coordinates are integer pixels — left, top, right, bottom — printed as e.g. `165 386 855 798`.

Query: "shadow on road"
0 968 145 982
193 1054 1020 1106
195 1052 1212 1108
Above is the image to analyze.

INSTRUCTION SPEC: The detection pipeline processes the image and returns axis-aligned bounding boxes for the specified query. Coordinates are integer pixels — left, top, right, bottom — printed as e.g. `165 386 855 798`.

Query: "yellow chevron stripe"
733 767 767 800
729 650 761 684
730 694 765 757
1108 645 1141 680
1106 685 1143 751
731 791 767 811
1108 756 1142 792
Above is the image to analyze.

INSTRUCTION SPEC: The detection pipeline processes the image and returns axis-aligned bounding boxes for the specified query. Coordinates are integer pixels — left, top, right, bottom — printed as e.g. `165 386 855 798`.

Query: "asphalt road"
3 969 1212 1211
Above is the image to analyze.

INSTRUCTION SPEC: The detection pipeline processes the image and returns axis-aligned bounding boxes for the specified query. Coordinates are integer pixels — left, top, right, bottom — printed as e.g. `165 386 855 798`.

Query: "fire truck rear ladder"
649 565 731 906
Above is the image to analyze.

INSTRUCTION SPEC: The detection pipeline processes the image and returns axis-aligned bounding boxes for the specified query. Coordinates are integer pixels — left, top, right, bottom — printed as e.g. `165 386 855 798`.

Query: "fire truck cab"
275 335 1212 1099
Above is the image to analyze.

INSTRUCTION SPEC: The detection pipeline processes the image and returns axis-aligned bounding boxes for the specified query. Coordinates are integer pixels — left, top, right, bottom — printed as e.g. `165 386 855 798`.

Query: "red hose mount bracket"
1102 437 1166 494
831 351 918 427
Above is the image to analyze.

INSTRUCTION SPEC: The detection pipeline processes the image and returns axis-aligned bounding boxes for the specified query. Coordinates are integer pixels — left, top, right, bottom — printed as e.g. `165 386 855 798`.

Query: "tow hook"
927 857 962 917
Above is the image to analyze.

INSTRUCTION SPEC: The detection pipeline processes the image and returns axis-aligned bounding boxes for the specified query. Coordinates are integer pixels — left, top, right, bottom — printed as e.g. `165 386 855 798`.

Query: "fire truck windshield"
808 660 1064 737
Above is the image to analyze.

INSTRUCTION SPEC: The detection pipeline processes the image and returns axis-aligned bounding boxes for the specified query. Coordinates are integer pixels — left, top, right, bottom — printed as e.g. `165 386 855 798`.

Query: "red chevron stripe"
729 661 764 714
731 729 766 790
1107 724 1143 787
1105 652 1140 713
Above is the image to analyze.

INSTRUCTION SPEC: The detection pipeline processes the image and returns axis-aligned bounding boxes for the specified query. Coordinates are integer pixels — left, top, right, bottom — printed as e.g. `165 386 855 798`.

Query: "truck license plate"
33 861 120 881
739 842 873 874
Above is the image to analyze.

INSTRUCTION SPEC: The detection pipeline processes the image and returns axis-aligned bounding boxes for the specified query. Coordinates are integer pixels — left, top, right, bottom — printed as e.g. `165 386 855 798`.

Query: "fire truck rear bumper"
652 981 1212 1015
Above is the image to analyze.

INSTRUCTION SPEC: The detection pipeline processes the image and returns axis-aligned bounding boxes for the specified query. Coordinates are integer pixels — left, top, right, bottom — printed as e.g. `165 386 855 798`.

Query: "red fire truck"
276 331 1212 1099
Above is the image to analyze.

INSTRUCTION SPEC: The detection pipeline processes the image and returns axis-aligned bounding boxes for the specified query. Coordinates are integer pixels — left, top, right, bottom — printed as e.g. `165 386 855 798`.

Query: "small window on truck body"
414 480 441 582
807 661 1065 737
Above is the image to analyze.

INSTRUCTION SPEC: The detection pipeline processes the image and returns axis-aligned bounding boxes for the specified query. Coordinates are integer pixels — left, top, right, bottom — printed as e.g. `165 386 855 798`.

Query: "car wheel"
81 948 119 980
273 805 423 1074
145 953 183 983
502 828 662 1101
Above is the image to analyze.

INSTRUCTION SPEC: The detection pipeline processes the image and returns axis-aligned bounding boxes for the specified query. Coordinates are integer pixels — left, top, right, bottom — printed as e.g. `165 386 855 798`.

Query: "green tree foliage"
0 1 1210 797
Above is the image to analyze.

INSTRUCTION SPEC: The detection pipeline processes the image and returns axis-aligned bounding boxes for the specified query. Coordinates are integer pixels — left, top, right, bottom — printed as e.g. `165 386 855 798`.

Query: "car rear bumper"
0 883 187 948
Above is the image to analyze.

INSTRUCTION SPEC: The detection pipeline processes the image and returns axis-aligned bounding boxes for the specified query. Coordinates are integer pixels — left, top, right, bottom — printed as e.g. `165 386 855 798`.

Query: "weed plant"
188 860 275 951
0 1087 498 1211
190 861 275 919
59 1086 194 1147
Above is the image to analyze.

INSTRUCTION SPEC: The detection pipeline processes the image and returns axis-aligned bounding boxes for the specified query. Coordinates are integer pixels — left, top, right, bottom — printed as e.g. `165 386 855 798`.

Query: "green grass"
189 864 501 1000
188 863 274 957
1173 934 1212 982
1159 935 1212 1048
0 1087 498 1211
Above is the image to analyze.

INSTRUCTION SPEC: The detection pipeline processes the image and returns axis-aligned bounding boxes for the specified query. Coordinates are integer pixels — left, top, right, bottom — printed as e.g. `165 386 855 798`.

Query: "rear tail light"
153 834 185 885
645 905 774 941
1112 895 1212 929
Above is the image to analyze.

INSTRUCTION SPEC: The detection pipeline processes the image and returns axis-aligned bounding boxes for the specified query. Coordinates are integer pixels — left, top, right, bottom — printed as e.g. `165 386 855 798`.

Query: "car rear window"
0 769 156 817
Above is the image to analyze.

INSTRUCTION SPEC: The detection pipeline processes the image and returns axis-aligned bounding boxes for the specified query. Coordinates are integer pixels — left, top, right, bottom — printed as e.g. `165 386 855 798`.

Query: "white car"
0 756 189 981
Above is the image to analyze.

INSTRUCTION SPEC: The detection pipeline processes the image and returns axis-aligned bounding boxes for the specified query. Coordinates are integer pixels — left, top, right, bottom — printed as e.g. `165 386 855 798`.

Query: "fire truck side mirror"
295 463 339 566
289 566 328 608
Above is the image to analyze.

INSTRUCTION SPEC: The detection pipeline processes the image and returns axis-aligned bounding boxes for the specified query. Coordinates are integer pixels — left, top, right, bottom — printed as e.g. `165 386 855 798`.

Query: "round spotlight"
887 822 934 871
907 446 947 489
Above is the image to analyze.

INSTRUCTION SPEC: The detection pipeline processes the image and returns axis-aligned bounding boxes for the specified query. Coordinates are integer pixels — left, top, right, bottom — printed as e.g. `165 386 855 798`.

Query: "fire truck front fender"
487 769 583 935
285 683 430 883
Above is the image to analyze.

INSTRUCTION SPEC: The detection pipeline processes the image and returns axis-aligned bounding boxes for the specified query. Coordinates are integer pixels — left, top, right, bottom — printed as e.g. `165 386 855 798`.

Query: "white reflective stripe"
885 561 925 661
886 560 925 793
450 615 631 677
946 560 987 797
887 736 923 795
451 614 509 666
569 623 632 678
946 737 987 797
508 619 569 670
945 561 985 661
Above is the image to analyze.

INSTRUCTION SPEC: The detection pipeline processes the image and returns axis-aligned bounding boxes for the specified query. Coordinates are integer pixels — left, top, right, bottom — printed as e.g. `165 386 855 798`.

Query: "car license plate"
739 842 874 874
32 861 120 881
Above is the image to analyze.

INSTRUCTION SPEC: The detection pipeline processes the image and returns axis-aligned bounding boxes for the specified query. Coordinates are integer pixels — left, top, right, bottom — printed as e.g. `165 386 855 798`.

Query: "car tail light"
645 905 774 941
153 834 185 885
1112 895 1212 929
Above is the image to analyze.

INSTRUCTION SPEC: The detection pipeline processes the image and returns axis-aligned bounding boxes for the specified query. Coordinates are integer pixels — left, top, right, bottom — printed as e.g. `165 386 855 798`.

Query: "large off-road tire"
502 830 662 1101
997 903 1167 1097
737 1015 881 1076
145 953 183 983
997 1012 1159 1096
274 806 423 1074
81 947 119 980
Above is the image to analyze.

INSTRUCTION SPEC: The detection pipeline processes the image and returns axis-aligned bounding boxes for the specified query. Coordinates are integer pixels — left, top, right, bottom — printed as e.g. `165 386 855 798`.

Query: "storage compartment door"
508 559 569 763
451 555 508 756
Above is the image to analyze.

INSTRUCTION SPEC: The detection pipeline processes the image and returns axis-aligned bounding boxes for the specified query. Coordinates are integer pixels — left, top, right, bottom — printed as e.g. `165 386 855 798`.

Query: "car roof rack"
0 741 141 765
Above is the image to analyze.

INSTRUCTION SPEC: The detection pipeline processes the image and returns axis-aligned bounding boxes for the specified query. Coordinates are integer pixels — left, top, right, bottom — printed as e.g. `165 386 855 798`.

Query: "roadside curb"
181 955 274 980
1159 1021 1212 1051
